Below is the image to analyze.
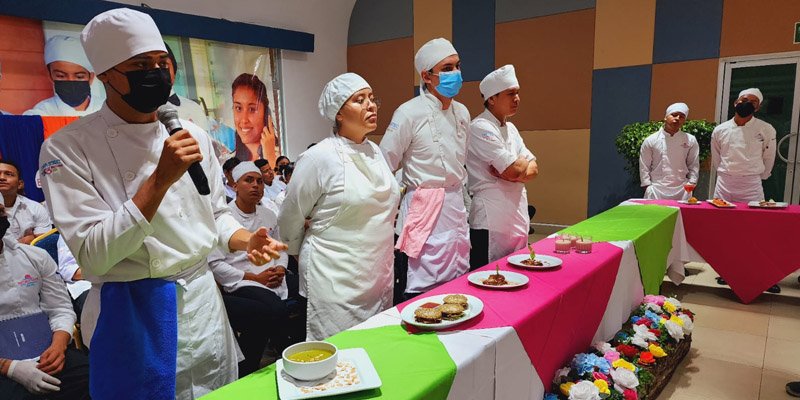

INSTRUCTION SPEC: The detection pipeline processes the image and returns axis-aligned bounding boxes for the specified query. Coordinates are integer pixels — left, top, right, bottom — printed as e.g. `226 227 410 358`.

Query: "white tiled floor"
660 278 800 400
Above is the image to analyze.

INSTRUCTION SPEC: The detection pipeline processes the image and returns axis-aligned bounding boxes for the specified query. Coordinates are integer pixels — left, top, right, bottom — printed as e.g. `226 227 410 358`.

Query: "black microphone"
156 105 211 195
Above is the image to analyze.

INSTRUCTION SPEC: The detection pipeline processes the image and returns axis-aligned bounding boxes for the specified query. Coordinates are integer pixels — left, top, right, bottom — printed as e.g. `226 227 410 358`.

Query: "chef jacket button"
124 171 135 181
106 129 118 138
150 259 162 268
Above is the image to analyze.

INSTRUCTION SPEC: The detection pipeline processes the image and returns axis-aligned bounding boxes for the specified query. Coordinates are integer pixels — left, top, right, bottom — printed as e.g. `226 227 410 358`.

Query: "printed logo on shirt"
40 159 64 175
17 274 39 287
387 121 400 132
480 130 497 141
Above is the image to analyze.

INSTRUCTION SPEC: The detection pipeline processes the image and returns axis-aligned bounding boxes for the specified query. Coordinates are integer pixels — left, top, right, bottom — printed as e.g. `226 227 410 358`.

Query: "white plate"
400 294 484 330
467 270 529 289
747 201 789 209
507 254 563 270
706 199 736 208
276 348 381 400
677 200 702 205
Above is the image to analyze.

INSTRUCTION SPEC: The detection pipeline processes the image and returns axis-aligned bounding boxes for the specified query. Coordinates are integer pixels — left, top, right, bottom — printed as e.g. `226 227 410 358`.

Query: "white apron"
471 184 529 262
644 184 689 200
300 139 400 341
82 265 241 399
714 172 764 203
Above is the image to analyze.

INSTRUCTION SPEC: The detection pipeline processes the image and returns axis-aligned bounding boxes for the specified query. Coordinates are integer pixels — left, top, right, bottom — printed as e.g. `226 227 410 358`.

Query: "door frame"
713 51 800 203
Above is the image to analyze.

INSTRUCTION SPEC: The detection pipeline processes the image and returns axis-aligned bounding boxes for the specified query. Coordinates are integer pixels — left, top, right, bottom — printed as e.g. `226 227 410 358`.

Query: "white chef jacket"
379 91 471 293
262 179 286 203
711 117 777 179
466 109 535 229
639 128 699 200
209 200 288 299
23 82 105 117
6 195 52 241
55 235 91 300
224 184 236 200
0 236 75 338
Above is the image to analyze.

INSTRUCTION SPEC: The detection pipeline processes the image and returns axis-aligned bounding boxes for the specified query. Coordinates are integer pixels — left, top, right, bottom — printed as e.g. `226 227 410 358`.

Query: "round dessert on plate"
507 254 563 270
399 294 484 330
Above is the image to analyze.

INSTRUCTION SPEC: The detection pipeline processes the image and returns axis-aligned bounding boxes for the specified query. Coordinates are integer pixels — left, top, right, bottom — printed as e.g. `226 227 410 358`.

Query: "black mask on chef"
54 80 91 107
109 67 172 113
734 100 756 118
0 216 10 239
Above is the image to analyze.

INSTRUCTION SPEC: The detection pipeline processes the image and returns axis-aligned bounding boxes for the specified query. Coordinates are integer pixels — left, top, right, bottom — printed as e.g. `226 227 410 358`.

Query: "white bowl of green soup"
281 341 338 381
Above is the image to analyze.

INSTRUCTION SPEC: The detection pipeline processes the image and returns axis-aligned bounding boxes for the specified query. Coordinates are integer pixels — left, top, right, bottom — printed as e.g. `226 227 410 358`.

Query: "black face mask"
735 101 756 118
0 216 10 239
110 68 172 113
54 80 91 107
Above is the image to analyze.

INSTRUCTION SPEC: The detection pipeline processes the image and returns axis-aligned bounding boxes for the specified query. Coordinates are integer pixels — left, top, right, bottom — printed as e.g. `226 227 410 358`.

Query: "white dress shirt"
6 195 52 241
711 117 777 179
208 200 288 299
0 237 75 336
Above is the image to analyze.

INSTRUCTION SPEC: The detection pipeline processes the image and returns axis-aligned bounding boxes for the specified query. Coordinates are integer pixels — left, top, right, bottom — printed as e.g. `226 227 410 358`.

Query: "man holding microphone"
38 8 285 399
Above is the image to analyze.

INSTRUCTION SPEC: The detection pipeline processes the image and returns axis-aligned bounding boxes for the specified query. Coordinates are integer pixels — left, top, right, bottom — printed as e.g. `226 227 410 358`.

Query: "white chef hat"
738 88 763 103
232 161 262 182
479 65 519 99
414 38 458 75
665 102 689 118
318 72 370 121
44 35 93 72
80 8 166 74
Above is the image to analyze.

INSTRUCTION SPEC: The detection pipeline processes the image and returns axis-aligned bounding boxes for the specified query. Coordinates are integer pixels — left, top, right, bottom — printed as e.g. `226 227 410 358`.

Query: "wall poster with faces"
0 14 285 166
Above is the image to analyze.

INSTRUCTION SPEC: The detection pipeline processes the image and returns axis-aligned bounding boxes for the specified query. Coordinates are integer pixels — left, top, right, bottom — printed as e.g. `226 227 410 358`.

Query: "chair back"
31 228 59 263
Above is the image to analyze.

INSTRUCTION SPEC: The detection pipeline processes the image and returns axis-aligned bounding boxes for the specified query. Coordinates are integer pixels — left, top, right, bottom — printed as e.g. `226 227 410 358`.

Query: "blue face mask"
433 70 463 98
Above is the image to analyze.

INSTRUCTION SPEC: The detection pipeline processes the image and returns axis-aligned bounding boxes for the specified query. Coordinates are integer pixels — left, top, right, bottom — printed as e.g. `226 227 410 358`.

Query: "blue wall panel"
452 0 495 82
588 65 652 216
495 0 595 23
653 0 723 63
348 0 413 46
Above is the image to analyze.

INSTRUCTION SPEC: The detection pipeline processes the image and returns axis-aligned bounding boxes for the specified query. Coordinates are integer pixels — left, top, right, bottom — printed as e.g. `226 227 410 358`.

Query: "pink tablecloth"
636 199 800 303
397 238 623 385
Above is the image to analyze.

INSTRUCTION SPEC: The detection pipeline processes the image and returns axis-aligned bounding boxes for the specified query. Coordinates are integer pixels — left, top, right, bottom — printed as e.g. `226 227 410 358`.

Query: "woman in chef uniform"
278 73 400 340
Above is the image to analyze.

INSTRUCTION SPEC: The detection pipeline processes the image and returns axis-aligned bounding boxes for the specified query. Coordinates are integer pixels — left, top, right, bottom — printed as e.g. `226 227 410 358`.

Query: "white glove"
7 360 61 394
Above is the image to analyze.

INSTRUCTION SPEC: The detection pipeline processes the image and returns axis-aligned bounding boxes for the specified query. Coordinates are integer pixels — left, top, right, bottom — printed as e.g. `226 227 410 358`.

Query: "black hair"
0 159 22 180
222 157 241 173
253 158 269 169
275 155 289 165
279 162 294 177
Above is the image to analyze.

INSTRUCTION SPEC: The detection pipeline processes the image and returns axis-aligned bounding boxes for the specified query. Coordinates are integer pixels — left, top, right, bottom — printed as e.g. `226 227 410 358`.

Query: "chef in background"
639 102 699 200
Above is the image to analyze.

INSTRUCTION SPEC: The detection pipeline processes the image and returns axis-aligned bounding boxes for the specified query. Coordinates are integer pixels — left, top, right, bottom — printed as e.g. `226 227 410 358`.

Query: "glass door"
715 56 800 203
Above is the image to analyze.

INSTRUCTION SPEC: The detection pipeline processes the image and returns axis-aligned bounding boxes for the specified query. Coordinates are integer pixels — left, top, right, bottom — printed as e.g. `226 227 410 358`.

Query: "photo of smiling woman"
231 73 279 164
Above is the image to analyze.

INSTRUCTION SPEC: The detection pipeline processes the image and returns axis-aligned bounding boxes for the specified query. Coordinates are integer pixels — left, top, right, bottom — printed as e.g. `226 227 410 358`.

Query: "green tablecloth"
561 205 678 294
201 325 456 399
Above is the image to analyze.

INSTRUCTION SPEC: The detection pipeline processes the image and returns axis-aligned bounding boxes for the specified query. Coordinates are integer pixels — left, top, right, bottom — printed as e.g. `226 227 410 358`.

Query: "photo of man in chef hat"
24 35 105 116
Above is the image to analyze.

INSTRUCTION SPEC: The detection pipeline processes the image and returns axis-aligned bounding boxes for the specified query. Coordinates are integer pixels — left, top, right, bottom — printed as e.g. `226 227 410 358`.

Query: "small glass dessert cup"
575 235 593 254
555 234 572 254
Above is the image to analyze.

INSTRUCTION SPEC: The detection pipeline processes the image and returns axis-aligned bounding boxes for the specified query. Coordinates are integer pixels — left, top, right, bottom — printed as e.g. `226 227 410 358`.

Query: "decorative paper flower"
616 344 638 358
560 382 575 396
648 343 667 358
648 328 661 337
666 297 682 308
610 367 640 392
638 351 655 365
623 388 639 400
554 367 571 383
634 318 652 328
645 302 663 313
572 353 610 376
662 301 677 314
544 394 559 400
682 310 694 320
632 324 657 348
569 380 601 400
593 342 613 354
630 316 642 324
603 350 620 364
592 371 609 382
664 320 684 341
643 295 666 306
593 379 611 395
678 313 694 334
644 310 661 325
669 315 684 327
612 358 636 372
615 332 630 342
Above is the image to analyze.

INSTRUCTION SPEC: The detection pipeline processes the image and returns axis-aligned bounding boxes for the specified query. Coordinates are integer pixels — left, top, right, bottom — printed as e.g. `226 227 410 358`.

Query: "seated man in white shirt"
0 203 89 399
56 235 91 320
221 156 241 202
254 158 285 205
208 162 298 376
0 160 52 244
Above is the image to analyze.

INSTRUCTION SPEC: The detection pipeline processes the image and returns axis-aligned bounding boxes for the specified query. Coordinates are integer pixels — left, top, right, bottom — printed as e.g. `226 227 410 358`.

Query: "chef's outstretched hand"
155 130 202 187
247 227 288 265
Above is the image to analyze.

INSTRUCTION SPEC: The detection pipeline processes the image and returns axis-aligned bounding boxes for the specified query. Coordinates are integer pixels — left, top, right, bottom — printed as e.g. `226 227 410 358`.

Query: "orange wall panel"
650 58 719 122
348 37 415 135
496 9 595 131
720 0 800 57
413 0 452 86
0 16 52 114
521 129 590 225
594 0 656 69
455 81 483 119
